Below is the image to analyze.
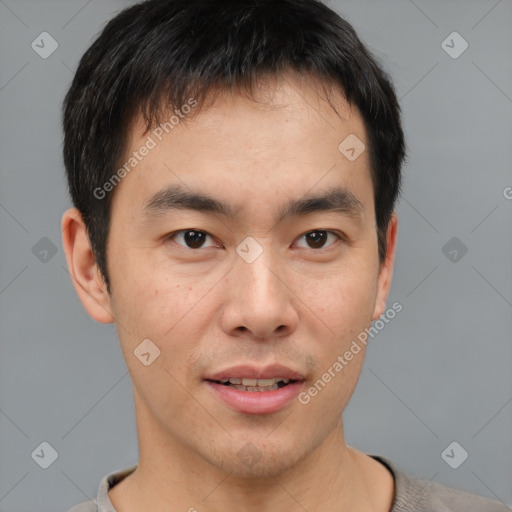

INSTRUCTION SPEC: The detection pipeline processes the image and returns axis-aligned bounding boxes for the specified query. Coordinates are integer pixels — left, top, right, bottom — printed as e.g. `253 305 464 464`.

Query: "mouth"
204 376 305 414
203 364 306 414
205 377 299 392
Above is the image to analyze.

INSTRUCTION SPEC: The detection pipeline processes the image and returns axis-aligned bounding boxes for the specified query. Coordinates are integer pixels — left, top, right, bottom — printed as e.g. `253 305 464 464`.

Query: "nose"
219 245 299 341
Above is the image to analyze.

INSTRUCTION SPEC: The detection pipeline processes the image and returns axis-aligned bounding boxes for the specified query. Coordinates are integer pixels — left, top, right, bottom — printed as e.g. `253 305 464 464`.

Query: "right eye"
165 229 220 250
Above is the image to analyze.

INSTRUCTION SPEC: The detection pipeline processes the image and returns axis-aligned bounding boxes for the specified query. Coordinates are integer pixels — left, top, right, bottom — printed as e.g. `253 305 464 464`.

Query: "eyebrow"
141 183 365 224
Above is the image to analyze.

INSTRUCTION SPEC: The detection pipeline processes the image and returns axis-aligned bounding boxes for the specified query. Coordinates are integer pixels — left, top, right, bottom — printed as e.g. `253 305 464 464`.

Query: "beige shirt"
68 455 509 511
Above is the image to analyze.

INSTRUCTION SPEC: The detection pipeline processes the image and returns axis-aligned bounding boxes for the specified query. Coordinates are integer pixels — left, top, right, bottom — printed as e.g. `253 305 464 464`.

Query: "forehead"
111 74 372 221
127 72 359 153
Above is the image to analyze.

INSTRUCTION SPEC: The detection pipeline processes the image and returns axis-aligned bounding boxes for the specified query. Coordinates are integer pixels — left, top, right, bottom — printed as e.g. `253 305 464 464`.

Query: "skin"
62 72 398 512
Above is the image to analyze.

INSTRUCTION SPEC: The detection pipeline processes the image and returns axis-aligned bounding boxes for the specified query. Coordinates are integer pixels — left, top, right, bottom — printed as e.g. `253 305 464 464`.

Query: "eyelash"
165 229 345 251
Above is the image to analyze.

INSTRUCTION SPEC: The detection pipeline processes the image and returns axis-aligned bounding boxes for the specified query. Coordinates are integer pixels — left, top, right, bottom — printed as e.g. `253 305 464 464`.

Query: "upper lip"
205 364 305 381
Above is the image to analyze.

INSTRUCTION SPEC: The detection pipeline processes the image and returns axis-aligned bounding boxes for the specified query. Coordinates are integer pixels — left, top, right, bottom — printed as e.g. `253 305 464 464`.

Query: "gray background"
0 0 511 510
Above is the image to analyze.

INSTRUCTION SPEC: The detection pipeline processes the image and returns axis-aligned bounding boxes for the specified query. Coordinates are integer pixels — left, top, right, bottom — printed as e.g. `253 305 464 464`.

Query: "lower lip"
205 380 304 414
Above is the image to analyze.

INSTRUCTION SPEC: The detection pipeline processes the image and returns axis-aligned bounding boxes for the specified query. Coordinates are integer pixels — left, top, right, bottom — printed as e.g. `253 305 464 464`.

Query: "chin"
232 456 302 480
208 438 309 480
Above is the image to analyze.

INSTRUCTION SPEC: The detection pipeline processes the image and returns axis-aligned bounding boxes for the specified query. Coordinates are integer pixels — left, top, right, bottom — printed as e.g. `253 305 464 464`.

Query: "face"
65 73 397 479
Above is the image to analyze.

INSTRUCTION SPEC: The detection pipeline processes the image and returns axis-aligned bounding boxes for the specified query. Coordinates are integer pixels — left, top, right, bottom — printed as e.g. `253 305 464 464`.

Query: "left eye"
295 230 341 250
166 229 342 250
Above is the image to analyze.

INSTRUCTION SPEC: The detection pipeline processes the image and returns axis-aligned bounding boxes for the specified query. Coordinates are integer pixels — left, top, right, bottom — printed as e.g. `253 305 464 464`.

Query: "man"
61 0 507 510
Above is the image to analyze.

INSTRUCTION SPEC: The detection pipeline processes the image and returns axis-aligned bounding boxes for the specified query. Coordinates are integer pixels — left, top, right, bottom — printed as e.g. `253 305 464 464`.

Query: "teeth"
218 377 291 386
232 384 279 392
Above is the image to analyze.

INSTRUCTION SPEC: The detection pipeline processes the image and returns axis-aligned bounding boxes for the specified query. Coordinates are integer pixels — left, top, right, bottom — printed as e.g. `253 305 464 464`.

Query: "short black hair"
62 0 406 294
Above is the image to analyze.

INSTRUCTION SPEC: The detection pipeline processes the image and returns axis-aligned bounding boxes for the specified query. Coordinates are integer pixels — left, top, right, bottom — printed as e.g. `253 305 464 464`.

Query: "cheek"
109 263 210 418
306 260 378 338
301 261 377 398
109 245 206 334
108 250 223 384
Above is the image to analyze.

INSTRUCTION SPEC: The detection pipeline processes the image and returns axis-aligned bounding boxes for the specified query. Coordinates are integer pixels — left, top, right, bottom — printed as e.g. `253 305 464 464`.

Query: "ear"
61 207 114 323
371 212 398 321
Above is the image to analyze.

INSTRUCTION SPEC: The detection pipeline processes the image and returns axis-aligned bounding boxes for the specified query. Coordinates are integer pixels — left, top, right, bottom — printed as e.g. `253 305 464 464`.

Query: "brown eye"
296 230 341 250
167 230 216 249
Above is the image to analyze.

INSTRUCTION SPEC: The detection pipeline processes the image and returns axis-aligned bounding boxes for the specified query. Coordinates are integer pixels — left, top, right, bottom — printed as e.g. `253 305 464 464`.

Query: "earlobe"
371 213 398 321
61 207 114 324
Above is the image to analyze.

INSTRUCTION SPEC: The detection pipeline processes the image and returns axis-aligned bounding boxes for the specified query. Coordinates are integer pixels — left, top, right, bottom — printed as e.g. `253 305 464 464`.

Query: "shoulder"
371 455 510 512
396 471 509 511
66 464 137 512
